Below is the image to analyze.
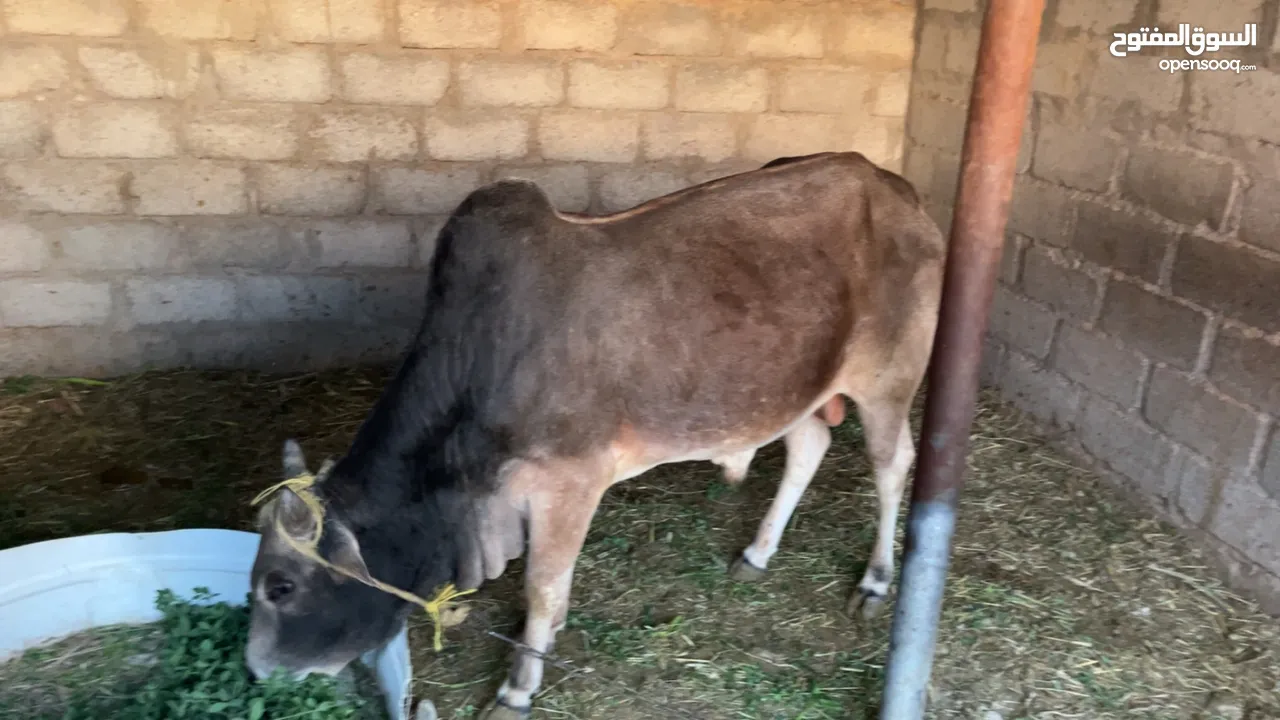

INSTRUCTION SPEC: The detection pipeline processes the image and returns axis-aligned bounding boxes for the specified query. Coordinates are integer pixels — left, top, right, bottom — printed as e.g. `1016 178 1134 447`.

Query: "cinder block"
184 219 300 269
598 168 688 212
1157 0 1263 33
77 46 201 99
355 274 431 324
237 276 357 323
0 222 49 272
915 20 947 72
133 162 248 216
186 107 300 161
642 113 736 163
137 0 256 40
1020 244 1099 320
1145 367 1261 471
779 68 870 114
618 2 721 56
1172 236 1280 334
1210 326 1280 416
61 221 183 270
307 219 413 268
373 167 482 214
1098 280 1206 370
944 24 980 75
213 48 331 103
0 46 69 98
339 53 450 106
270 0 383 43
3 161 127 214
399 0 501 48
568 61 669 110
728 6 823 58
1191 70 1280 147
1031 41 1091 98
744 114 839 162
494 165 590 212
256 165 365 216
522 0 618 51
1032 123 1117 193
425 112 529 161
0 101 45 157
850 115 905 171
907 96 967 152
458 60 563 107
924 0 977 12
309 110 418 163
1071 202 1171 283
1052 324 1145 405
1089 56 1183 114
999 350 1082 428
1240 175 1280 253
1055 0 1138 33
0 328 146 377
1207 474 1280 577
1076 395 1177 499
53 103 178 158
0 280 111 327
127 276 238 324
1122 147 1234 230
539 111 639 163
1008 179 1075 245
833 5 915 68
674 64 767 113
3 0 128 36
988 286 1057 358
874 71 911 117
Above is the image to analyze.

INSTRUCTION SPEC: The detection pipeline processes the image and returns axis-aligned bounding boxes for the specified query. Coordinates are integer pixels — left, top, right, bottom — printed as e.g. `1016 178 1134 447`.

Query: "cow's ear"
326 521 373 585
276 487 318 540
283 438 309 479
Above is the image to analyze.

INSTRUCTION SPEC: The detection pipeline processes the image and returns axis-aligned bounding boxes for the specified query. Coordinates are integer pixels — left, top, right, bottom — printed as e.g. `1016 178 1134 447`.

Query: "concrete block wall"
0 0 916 375
904 0 1280 611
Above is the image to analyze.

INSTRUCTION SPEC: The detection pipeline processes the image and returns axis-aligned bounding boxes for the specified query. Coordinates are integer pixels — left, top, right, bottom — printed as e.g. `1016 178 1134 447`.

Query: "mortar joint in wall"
1245 414 1275 479
1130 356 1153 411
1192 314 1221 380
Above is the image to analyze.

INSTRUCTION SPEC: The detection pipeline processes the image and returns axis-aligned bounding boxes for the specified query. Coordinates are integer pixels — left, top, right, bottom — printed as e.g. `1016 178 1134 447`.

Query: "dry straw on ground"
1 369 1277 719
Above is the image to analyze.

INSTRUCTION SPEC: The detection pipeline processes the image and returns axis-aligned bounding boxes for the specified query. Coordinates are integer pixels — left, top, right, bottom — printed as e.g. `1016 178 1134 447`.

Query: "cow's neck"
323 343 502 594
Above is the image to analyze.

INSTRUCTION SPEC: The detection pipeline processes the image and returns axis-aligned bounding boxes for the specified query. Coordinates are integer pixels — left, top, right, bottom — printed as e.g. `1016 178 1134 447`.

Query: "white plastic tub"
0 528 413 720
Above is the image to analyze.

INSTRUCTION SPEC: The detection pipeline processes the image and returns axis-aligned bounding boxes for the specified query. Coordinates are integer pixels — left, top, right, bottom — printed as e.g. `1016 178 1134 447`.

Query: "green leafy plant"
25 587 386 720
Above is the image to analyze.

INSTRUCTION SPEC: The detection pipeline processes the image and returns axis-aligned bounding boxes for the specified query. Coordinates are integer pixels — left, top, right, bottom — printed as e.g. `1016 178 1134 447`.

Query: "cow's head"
244 439 412 681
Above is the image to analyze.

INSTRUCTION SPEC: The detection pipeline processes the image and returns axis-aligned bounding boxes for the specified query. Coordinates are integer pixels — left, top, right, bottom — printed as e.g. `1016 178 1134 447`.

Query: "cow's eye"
265 571 295 603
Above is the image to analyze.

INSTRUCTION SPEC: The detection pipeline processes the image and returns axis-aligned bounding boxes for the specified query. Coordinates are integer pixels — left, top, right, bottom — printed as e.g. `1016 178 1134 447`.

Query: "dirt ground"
1 369 1278 720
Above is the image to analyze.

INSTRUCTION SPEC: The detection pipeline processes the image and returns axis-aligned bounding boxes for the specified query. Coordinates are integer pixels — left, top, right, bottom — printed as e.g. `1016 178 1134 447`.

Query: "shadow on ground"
1 369 1277 719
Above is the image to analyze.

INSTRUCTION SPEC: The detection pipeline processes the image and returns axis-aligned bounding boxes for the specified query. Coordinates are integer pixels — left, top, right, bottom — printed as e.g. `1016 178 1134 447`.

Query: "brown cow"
244 151 945 719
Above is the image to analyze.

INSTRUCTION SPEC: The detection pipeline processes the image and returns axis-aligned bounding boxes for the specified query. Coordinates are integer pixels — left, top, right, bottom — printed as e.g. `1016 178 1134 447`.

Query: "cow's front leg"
483 473 607 720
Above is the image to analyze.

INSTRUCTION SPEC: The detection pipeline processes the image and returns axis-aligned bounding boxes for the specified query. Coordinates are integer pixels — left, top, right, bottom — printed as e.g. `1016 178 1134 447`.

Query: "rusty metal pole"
878 1 1044 718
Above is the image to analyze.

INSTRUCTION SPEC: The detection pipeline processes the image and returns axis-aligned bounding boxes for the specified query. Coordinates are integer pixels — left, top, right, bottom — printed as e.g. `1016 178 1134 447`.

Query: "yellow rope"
251 473 474 652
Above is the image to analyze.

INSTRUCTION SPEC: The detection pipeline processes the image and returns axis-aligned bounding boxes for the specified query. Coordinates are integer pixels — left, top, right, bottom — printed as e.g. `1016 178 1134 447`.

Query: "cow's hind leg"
484 469 608 720
847 394 915 619
729 413 830 581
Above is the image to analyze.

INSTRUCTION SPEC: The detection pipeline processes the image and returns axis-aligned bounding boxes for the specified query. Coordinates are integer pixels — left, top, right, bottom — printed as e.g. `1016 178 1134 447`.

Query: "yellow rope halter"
251 473 475 652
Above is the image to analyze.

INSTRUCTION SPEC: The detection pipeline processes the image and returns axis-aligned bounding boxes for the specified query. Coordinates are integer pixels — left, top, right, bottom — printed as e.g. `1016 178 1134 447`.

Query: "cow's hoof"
728 555 767 582
480 698 531 720
414 699 438 720
847 589 887 620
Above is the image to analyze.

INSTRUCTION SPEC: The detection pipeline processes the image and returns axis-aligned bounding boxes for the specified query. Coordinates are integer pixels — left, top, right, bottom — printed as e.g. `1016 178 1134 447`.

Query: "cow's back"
426 152 944 458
